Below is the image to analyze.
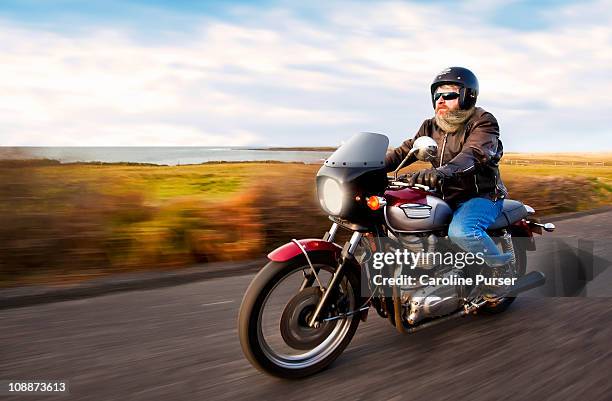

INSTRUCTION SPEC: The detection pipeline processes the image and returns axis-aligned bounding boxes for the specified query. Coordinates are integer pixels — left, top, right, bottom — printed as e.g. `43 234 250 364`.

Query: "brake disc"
279 287 336 350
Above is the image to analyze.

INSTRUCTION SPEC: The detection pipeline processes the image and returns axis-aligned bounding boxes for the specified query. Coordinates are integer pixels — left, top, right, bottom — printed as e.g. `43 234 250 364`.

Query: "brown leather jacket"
385 107 508 208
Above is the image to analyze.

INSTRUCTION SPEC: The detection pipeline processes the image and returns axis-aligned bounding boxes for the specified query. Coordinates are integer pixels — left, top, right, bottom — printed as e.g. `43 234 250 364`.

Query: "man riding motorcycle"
238 66 554 379
385 66 512 293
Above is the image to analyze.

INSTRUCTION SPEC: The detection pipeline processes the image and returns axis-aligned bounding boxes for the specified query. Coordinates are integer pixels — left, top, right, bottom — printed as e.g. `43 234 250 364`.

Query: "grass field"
0 155 610 287
502 152 612 165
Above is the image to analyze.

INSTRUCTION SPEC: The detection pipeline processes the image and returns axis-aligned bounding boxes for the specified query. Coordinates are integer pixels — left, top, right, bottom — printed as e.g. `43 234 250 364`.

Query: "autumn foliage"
0 160 610 286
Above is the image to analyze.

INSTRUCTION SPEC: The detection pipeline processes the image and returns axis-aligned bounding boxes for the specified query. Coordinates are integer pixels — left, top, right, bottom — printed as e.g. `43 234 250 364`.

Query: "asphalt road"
1 211 611 400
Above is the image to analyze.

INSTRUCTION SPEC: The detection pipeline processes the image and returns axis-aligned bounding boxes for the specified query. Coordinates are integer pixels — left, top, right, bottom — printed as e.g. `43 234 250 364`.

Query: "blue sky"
1 0 611 150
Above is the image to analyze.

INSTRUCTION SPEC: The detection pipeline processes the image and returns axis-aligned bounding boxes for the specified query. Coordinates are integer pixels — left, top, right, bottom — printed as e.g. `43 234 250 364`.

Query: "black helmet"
430 66 479 110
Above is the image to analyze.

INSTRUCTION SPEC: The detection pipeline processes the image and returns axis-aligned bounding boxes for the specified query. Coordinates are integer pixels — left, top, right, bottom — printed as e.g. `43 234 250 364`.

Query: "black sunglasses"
433 91 460 102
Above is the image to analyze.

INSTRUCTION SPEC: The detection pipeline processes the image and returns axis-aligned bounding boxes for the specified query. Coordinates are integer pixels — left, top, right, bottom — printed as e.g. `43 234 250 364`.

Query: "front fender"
267 239 342 262
267 239 366 318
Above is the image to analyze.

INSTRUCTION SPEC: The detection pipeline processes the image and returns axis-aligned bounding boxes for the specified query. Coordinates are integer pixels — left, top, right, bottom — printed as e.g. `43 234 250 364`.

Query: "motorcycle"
238 132 555 378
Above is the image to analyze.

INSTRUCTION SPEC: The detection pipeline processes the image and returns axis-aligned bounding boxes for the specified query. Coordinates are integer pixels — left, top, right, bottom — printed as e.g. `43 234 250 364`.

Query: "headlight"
320 178 344 215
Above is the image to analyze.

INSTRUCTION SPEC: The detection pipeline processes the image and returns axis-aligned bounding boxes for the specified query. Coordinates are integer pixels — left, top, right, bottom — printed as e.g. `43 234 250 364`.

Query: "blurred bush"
0 161 610 287
504 176 602 214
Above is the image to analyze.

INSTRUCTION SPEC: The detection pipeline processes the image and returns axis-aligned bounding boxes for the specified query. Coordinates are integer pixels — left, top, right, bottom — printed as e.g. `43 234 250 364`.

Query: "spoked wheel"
238 252 361 379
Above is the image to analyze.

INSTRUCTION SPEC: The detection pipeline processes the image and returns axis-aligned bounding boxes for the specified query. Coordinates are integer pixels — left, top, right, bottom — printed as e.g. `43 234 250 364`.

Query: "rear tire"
238 252 361 379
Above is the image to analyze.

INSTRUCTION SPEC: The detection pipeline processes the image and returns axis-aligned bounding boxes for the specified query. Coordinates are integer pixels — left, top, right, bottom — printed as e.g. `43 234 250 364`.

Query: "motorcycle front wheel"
238 252 361 379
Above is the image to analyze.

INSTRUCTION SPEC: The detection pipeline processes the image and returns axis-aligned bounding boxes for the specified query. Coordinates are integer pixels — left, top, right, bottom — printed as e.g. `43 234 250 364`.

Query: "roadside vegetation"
0 156 610 287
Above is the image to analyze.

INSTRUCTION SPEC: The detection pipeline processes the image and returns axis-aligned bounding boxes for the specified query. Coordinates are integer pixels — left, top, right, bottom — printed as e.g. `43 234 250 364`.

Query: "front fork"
302 223 363 328
299 223 339 291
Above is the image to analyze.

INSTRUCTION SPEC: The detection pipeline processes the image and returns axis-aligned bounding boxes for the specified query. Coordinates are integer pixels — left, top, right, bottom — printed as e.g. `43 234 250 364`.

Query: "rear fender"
510 219 536 251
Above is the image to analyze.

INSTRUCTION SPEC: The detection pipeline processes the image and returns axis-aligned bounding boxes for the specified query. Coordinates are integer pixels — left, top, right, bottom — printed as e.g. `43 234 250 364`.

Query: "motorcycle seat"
487 199 528 230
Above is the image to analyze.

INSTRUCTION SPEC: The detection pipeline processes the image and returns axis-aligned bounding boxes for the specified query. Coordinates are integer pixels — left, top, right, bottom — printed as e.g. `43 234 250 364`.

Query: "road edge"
542 205 612 222
0 258 267 310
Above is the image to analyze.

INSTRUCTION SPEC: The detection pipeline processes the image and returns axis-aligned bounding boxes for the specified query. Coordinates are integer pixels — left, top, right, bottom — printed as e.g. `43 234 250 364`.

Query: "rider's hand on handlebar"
408 168 445 189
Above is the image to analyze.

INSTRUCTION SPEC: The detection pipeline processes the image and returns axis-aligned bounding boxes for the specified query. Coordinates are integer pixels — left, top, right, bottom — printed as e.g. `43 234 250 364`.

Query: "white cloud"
0 0 611 149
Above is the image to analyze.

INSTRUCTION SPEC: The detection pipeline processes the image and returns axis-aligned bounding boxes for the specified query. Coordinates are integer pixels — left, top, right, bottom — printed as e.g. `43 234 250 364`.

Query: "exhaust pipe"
504 271 546 297
402 272 547 334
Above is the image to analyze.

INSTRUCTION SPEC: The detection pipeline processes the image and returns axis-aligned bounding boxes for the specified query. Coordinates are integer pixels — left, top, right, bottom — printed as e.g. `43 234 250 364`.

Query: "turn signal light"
366 196 386 210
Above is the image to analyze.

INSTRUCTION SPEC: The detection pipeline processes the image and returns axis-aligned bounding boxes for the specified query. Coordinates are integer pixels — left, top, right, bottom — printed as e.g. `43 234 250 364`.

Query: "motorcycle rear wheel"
238 252 361 379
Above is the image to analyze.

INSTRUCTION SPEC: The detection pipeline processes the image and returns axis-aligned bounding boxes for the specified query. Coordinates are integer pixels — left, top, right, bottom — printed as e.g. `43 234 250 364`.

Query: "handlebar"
386 175 432 192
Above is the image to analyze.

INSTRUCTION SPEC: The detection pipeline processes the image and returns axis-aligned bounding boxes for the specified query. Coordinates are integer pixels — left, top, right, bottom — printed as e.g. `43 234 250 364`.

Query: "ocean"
0 147 334 165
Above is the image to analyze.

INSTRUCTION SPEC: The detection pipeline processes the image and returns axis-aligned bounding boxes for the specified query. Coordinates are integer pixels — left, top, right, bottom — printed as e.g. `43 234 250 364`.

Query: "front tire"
238 252 361 379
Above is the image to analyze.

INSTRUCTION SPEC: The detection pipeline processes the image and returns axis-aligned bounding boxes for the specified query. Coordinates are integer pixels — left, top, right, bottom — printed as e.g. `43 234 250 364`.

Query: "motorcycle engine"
401 266 464 325
395 234 465 325
398 233 438 270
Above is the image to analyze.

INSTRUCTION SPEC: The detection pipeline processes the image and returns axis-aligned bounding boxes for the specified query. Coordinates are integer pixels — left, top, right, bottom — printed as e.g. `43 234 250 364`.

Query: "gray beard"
435 107 476 133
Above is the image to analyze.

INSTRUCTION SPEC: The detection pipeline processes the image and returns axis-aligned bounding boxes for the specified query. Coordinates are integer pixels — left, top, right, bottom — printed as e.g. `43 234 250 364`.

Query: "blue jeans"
447 197 512 267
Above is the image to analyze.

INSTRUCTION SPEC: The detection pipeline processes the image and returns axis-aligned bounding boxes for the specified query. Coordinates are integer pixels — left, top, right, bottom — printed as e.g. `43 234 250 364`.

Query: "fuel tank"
384 187 453 232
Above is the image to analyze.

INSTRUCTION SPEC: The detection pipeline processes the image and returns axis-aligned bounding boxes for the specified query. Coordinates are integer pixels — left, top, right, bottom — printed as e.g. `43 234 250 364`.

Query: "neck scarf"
434 107 476 133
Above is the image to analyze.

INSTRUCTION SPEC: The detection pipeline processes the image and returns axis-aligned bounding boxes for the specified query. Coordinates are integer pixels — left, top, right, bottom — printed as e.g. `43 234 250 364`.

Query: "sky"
1 0 611 150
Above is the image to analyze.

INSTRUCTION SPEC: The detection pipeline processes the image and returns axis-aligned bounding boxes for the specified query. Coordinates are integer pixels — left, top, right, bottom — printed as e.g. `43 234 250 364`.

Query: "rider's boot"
480 254 514 300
